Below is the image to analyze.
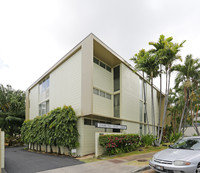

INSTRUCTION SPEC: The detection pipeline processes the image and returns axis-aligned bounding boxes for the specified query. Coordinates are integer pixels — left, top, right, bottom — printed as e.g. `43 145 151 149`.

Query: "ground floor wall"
77 116 156 156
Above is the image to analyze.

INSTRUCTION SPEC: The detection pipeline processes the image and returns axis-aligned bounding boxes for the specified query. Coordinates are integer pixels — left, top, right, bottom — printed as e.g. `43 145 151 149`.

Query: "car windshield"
170 138 200 150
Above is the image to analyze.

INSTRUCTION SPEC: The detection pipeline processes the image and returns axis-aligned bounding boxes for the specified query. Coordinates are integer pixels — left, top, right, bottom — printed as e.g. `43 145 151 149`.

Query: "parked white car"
149 136 200 173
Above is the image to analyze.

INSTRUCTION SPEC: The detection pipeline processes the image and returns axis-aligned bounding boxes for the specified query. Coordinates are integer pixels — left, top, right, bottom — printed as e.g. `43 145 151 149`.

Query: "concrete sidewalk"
38 152 156 173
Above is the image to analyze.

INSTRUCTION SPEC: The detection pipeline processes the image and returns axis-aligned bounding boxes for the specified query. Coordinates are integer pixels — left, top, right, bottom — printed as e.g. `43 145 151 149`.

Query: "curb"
132 166 150 173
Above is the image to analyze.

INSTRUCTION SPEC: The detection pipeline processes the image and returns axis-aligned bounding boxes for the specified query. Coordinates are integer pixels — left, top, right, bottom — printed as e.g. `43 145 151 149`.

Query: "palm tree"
131 49 159 135
149 35 185 144
173 55 200 134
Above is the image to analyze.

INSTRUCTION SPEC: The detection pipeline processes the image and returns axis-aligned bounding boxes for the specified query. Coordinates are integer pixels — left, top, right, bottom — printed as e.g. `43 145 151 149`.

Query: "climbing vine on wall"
21 105 79 155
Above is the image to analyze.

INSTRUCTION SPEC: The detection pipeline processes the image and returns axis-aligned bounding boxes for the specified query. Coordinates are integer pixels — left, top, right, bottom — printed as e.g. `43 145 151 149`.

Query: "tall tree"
173 55 200 134
149 35 185 144
131 49 159 135
0 84 25 136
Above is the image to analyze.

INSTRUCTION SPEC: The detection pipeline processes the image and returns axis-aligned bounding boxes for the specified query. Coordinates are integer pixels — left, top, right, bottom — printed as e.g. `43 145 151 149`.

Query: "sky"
0 0 200 91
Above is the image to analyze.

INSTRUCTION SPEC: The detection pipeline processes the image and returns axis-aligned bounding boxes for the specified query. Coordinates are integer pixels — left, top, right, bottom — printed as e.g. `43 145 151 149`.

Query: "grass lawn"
79 145 168 163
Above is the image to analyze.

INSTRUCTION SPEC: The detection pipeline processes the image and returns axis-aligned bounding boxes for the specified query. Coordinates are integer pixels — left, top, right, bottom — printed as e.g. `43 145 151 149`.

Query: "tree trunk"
178 88 189 133
178 101 187 133
143 72 150 134
158 69 171 145
196 104 199 124
182 89 190 134
151 77 156 136
193 122 200 135
157 65 162 140
58 146 61 155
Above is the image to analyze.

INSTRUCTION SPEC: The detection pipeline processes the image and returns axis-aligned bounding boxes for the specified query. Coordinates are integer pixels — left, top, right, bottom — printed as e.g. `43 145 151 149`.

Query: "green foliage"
99 134 141 155
169 132 182 144
21 106 79 154
141 134 155 147
0 84 25 136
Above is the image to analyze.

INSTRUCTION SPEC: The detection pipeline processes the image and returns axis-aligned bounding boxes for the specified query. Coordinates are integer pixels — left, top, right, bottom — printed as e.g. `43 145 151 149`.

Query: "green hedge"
99 134 141 155
21 105 79 155
140 134 155 147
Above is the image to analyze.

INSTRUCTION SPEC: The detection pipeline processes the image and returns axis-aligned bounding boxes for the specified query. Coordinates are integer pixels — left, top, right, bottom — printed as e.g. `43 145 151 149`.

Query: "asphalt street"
5 147 84 173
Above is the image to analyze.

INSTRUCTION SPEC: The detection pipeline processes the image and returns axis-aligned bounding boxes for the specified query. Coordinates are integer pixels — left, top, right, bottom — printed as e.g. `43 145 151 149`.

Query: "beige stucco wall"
76 117 113 156
121 63 161 134
93 63 112 93
93 95 112 117
29 84 39 119
49 49 82 115
81 35 93 115
121 63 140 122
93 62 112 117
121 120 140 134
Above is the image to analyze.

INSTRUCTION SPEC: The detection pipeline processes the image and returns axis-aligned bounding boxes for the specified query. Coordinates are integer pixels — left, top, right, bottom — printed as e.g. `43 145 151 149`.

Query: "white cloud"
0 59 9 69
0 0 200 90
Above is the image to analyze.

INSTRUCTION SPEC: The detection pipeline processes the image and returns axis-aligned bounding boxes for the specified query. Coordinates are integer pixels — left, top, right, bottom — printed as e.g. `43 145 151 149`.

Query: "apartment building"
26 33 164 156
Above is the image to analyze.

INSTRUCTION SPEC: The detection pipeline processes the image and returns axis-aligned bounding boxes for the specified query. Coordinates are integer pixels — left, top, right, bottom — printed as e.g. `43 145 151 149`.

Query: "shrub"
169 132 182 144
99 134 141 155
141 134 155 147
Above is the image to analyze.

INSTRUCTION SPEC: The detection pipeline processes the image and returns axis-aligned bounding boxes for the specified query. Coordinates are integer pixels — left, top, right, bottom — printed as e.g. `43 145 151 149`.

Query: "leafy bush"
21 105 79 155
99 134 141 155
141 134 155 147
169 132 182 144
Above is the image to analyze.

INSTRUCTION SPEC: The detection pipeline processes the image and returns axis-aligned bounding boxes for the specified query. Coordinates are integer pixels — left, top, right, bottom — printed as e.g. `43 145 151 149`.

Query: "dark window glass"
100 91 105 97
93 88 99 95
106 66 111 72
114 94 120 118
114 66 120 92
92 120 99 126
84 119 91 125
105 93 111 100
100 62 105 68
113 129 120 133
93 57 99 65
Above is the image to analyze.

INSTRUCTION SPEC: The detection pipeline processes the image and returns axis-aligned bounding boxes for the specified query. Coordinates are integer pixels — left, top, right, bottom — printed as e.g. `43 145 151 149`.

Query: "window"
93 87 111 100
92 120 99 126
114 94 120 118
105 93 111 100
93 57 111 73
93 57 99 65
84 119 91 125
39 78 49 95
100 62 105 69
106 66 111 72
39 78 50 101
93 88 99 95
100 91 105 97
39 100 49 116
114 66 120 92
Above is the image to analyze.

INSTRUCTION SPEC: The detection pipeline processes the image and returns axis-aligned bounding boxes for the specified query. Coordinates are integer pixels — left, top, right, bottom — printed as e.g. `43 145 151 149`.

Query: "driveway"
5 147 84 173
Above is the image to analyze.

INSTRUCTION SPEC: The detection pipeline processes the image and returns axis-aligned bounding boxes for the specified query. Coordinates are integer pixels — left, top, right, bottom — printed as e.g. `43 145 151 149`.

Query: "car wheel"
196 163 200 173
